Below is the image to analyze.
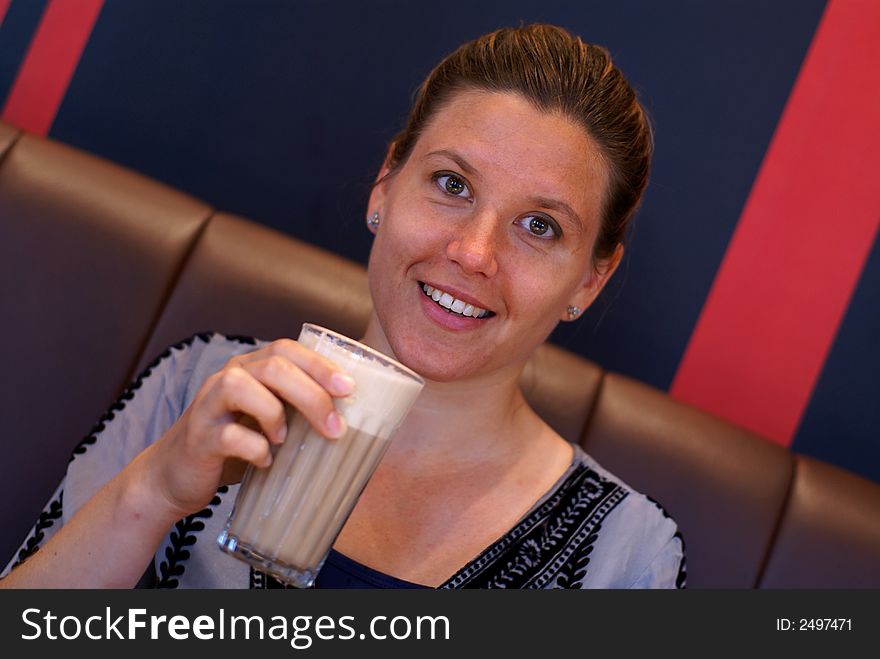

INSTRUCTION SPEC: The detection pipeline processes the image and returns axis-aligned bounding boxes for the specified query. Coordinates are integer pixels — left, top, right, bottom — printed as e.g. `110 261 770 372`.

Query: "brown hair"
387 24 653 262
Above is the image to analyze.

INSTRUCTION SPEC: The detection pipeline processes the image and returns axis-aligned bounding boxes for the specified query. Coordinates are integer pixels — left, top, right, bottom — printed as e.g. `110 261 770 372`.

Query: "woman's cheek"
395 211 448 250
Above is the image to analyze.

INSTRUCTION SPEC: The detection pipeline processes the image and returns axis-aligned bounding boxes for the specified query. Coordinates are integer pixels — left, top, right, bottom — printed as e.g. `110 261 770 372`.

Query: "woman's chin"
368 311 501 383
389 338 488 384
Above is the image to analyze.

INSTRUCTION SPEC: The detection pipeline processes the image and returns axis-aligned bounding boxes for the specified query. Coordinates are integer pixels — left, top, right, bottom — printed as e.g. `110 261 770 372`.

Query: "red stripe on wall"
0 0 12 29
670 0 880 447
1 0 104 136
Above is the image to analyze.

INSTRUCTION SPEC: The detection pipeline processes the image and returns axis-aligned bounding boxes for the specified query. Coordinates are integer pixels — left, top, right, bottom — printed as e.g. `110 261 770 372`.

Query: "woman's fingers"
238 339 356 398
229 338 357 438
187 338 356 472
204 366 289 443
242 354 349 439
215 422 273 468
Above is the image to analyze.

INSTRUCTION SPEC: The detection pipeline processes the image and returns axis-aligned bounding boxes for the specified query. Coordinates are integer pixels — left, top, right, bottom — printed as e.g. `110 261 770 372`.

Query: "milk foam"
298 324 424 438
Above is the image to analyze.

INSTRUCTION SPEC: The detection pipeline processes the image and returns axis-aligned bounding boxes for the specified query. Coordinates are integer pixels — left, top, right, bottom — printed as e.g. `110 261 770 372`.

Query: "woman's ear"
562 243 624 321
367 144 396 219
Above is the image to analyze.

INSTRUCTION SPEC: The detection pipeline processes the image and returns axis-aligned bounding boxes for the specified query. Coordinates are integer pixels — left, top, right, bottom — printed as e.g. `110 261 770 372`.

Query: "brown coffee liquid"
226 412 391 572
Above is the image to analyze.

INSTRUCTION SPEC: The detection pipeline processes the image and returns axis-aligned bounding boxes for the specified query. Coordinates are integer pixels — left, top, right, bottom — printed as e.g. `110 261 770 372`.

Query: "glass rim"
301 323 425 385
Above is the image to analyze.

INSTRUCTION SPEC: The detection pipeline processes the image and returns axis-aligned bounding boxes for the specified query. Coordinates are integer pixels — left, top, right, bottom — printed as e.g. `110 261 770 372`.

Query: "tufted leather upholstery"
1 121 878 587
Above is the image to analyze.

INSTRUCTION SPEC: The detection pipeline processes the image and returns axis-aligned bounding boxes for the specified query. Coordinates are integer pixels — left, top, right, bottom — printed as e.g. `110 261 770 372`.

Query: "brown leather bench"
1 120 878 588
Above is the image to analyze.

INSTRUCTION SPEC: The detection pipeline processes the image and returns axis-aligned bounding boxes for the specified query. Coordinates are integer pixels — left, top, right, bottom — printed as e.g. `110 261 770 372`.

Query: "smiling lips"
420 282 494 319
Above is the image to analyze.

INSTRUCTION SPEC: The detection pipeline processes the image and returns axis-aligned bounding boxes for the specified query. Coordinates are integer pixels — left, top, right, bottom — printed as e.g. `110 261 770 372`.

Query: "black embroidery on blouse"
554 527 600 589
674 531 688 589
442 465 628 589
69 332 215 463
646 495 688 589
250 568 298 589
11 491 64 569
224 335 258 346
157 486 229 588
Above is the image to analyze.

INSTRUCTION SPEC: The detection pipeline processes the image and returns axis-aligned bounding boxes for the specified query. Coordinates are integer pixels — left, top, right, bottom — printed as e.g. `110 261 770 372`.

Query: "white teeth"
421 283 490 319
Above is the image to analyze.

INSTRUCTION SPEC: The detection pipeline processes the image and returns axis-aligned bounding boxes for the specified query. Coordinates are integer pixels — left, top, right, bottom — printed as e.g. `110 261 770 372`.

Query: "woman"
1 25 685 589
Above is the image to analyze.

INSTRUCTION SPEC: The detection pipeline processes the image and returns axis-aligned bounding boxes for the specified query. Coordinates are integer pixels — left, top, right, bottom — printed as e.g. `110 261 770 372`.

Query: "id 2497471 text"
776 618 852 631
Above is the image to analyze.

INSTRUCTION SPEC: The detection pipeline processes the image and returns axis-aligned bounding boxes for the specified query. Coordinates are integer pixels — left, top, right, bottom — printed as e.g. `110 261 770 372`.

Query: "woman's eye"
433 173 471 199
518 214 560 240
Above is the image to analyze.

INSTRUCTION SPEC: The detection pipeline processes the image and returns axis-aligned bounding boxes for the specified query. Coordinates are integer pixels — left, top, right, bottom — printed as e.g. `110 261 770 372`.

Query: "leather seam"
752 452 798 587
126 210 215 382
0 130 24 170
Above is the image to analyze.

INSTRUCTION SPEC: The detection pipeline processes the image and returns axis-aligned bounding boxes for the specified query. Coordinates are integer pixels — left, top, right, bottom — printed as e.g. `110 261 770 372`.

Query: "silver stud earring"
367 211 380 231
567 305 582 320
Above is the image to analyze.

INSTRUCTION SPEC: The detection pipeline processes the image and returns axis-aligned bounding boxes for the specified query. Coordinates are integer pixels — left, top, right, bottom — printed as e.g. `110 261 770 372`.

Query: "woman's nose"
445 210 500 278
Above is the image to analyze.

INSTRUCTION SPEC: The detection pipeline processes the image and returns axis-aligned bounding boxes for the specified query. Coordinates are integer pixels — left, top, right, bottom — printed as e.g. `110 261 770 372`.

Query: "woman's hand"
137 339 355 520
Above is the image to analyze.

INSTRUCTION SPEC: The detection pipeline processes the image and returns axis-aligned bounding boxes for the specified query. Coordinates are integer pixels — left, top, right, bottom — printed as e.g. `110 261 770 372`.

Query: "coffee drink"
218 324 424 587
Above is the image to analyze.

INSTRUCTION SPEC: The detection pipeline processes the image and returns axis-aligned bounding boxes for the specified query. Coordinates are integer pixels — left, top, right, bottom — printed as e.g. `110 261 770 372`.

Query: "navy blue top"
314 550 428 589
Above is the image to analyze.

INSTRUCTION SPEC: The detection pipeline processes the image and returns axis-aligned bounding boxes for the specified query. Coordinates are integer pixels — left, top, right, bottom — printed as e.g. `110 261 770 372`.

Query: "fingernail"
330 372 356 395
276 424 288 443
325 411 346 438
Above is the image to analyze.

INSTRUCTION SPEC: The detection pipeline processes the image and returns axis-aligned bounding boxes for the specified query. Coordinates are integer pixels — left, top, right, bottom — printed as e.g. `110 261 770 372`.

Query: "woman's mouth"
419 282 495 319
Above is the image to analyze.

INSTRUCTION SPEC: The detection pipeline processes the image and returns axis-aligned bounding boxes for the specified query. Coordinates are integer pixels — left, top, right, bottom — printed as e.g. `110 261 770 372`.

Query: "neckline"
331 444 586 589
323 549 429 589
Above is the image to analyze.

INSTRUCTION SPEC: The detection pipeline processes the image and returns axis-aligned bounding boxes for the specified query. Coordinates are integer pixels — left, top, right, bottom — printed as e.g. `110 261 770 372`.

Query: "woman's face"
366 89 619 382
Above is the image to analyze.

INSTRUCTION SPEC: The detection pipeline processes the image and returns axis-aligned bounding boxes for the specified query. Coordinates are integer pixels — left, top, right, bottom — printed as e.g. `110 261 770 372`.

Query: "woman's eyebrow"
528 195 584 234
425 149 477 176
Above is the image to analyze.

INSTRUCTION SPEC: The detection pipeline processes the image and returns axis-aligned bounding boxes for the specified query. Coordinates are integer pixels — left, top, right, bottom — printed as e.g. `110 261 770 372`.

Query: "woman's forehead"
411 89 609 225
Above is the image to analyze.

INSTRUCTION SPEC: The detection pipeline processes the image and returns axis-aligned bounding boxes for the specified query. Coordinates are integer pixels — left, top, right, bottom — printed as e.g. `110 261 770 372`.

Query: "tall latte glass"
218 323 424 587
